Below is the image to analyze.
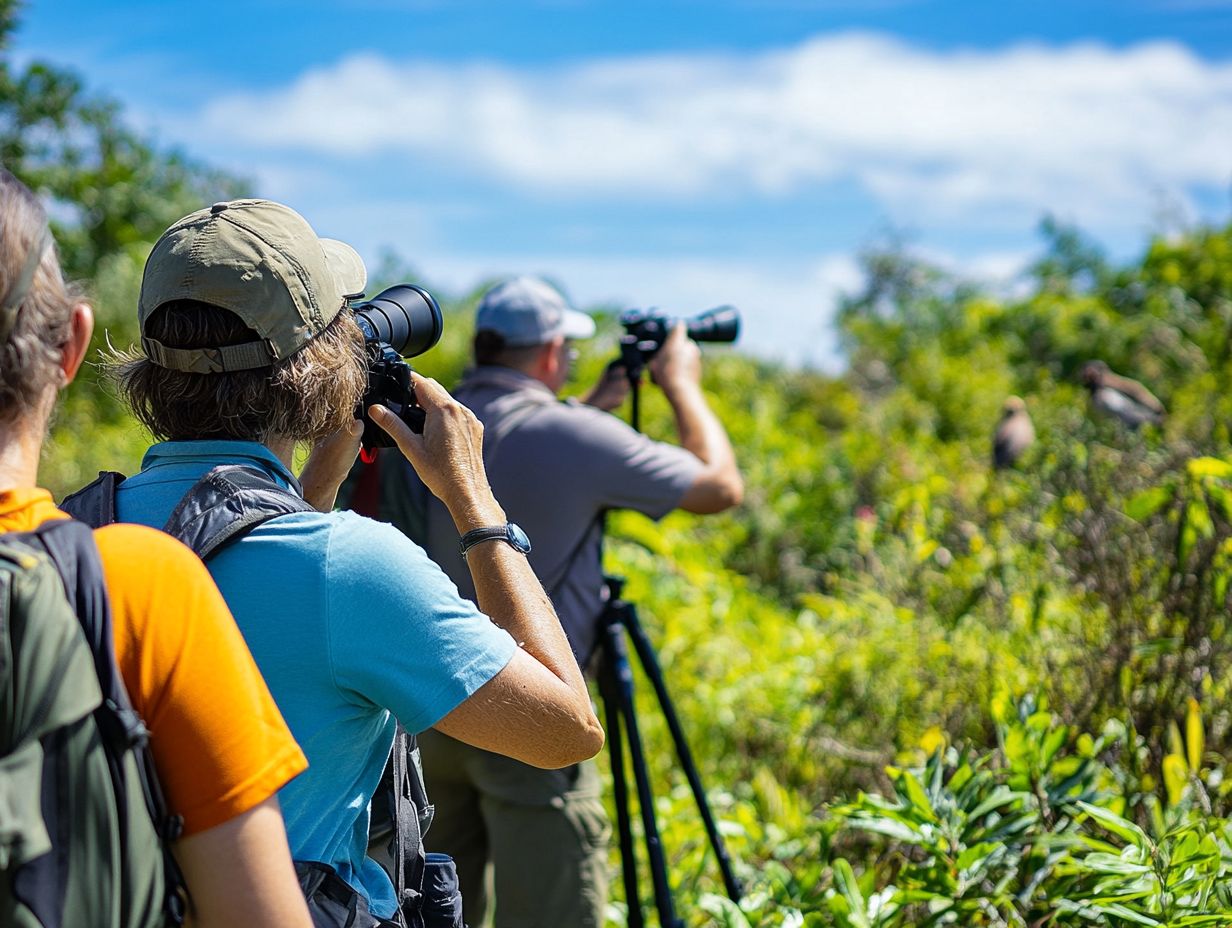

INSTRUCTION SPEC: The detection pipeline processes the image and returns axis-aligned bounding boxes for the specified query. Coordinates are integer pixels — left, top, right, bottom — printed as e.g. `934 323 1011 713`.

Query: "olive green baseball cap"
138 198 367 373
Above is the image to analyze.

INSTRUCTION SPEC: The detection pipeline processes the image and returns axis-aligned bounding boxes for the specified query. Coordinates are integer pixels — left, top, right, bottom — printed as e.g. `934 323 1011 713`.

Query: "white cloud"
189 33 1232 226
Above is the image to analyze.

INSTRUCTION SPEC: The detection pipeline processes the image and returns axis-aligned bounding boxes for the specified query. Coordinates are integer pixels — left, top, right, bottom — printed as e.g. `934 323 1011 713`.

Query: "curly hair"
0 169 77 427
107 300 368 443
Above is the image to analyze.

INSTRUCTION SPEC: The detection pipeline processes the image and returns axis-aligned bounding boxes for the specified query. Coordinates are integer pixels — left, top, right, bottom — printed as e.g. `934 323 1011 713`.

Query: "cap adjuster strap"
0 227 52 344
141 336 273 373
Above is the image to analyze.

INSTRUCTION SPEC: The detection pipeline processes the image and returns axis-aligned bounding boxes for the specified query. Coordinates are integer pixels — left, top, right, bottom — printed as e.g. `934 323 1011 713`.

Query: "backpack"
0 518 185 928
62 467 461 928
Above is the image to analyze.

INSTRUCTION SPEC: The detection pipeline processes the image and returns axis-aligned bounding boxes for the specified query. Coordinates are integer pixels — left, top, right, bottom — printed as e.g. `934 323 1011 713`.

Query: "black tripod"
593 338 743 926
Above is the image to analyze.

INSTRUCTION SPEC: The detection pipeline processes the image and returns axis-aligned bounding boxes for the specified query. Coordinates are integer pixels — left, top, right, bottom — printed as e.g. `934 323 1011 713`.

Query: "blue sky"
13 0 1232 369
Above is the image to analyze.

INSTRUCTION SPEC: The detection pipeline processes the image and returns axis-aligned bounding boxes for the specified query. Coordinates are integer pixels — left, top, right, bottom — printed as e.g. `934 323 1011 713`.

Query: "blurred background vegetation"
9 3 1232 923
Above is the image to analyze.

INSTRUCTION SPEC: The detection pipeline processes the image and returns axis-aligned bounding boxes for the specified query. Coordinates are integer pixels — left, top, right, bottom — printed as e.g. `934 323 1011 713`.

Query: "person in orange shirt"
0 168 313 926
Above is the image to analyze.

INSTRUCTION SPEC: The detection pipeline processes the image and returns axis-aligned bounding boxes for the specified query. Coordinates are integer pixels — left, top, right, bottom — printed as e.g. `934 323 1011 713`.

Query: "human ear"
59 302 94 387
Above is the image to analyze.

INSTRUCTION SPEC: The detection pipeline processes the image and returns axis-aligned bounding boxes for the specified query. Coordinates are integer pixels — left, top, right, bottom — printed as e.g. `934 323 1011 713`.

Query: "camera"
618 305 741 369
353 284 444 453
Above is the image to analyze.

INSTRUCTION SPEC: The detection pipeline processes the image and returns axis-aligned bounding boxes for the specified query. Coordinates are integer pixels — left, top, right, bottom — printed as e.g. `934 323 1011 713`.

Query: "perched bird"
993 396 1035 469
1081 360 1165 429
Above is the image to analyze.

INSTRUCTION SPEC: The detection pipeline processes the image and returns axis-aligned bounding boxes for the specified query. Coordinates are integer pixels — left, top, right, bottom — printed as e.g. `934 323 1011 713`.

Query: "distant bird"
993 396 1035 469
1081 360 1165 429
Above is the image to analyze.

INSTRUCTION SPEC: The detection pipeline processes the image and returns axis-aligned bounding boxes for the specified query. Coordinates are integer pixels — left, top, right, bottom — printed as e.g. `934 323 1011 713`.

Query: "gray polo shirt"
417 365 702 665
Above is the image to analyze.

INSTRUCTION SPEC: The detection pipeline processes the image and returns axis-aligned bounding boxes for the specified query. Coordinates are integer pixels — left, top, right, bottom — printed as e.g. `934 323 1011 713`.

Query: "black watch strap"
459 523 532 559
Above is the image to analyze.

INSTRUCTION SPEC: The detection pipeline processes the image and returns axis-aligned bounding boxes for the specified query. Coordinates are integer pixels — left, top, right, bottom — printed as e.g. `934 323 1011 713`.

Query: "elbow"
534 711 606 769
573 715 607 764
719 472 744 510
684 470 744 514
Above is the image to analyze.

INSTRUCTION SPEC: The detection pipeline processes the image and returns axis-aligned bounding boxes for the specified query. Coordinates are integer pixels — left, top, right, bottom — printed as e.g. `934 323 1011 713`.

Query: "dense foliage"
8 7 1232 923
584 222 1232 925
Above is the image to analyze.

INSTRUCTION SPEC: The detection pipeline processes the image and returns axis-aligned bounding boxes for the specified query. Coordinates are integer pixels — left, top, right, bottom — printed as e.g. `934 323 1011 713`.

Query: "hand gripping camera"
352 285 444 457
618 305 741 375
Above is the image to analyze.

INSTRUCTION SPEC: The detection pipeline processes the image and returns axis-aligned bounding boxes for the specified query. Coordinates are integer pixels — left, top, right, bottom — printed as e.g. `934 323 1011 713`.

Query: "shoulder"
320 508 432 559
524 400 638 448
94 523 239 650
93 522 214 590
317 510 445 598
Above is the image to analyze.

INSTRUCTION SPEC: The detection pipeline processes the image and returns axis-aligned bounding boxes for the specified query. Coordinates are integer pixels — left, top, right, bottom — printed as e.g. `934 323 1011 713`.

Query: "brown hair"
107 300 367 443
0 169 77 427
473 330 544 369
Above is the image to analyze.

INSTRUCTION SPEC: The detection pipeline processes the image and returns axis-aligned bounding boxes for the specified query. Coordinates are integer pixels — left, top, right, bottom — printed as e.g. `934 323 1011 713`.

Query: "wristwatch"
459 523 533 559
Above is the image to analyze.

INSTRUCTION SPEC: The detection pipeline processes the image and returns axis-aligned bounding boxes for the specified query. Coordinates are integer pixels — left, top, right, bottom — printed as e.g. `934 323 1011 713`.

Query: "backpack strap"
62 465 316 562
161 465 315 561
29 518 187 923
59 470 126 528
389 727 421 917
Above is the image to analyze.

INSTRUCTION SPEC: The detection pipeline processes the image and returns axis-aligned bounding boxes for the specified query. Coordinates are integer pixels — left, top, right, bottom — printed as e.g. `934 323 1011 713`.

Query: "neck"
0 417 46 492
265 435 296 471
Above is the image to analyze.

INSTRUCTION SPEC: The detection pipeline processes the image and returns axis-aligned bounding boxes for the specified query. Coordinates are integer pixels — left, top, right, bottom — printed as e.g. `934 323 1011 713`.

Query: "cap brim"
320 238 367 301
559 308 596 340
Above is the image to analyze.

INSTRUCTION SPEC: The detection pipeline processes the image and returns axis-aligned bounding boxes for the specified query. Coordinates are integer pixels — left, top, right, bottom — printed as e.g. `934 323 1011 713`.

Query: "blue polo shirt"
116 440 517 917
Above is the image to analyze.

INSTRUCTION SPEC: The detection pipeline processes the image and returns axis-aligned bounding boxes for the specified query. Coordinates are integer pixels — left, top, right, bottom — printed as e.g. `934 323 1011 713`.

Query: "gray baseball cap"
475 276 596 347
138 198 367 373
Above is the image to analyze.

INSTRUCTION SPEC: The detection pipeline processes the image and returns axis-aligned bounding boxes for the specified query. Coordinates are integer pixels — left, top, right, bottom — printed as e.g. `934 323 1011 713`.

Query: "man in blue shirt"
104 199 604 923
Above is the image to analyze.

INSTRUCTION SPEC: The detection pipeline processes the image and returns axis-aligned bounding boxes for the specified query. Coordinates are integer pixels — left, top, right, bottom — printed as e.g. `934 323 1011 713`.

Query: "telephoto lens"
353 285 444 358
684 305 740 344
619 305 742 363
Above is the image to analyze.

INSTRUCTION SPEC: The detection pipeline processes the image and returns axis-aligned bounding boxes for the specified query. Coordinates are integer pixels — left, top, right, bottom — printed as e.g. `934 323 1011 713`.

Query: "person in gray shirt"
373 276 743 928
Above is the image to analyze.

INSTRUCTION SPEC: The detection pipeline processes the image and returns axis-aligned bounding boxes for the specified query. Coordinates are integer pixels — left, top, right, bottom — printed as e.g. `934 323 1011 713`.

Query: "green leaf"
697 894 753 928
899 771 937 821
1086 902 1160 926
955 841 999 873
1126 485 1173 521
1076 801 1150 850
1187 456 1232 480
1163 754 1188 807
1041 725 1068 769
831 859 870 928
967 787 1026 821
1079 852 1152 876
846 815 926 844
1186 698 1204 773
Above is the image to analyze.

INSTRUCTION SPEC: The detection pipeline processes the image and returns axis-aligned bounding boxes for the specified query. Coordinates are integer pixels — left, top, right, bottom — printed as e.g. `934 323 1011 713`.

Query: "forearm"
438 497 601 766
447 497 589 698
665 381 738 475
665 379 739 502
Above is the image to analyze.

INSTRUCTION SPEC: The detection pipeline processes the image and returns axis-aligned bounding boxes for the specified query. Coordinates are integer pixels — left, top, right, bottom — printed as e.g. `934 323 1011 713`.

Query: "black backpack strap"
29 518 187 922
59 470 126 528
389 727 420 916
368 726 433 925
162 465 315 561
32 520 127 721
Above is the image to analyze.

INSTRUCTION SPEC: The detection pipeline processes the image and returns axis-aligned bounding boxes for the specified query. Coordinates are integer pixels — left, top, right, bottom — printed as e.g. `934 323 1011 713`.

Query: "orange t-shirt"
0 488 307 836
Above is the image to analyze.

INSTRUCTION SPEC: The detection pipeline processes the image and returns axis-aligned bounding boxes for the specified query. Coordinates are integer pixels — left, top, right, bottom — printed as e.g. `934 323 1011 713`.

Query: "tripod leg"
598 642 642 928
622 607 744 903
602 613 682 928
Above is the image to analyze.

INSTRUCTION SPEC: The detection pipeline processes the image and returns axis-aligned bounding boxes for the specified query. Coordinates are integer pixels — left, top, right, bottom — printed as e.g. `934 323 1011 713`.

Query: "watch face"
507 523 532 553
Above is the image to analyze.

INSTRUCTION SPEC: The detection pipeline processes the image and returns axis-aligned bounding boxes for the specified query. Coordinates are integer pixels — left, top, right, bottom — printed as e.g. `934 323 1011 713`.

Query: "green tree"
0 0 246 279
0 0 249 493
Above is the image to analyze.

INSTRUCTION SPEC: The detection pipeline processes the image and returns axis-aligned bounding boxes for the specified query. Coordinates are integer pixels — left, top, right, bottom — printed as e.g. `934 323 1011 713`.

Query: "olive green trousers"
417 729 611 928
